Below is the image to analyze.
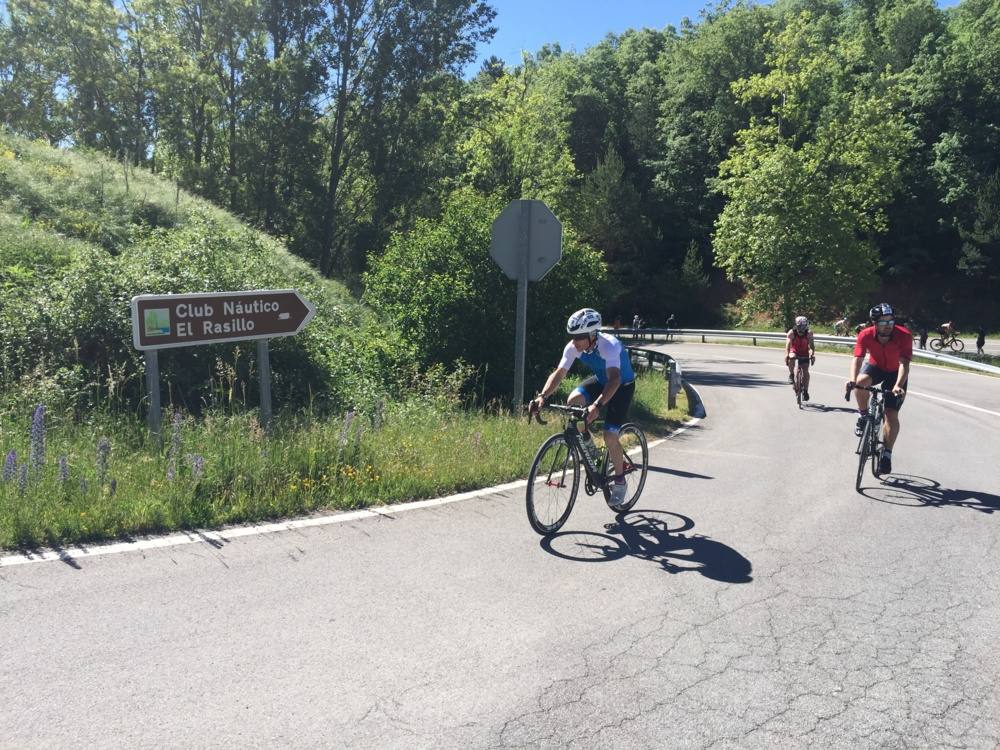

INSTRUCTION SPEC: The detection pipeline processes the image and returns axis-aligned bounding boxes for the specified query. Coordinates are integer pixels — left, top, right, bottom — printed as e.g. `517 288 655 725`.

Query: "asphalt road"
2 343 999 749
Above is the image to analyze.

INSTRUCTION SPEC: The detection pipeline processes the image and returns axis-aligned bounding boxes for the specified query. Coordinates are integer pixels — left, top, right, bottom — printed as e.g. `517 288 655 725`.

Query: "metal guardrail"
625 345 683 410
608 327 1000 376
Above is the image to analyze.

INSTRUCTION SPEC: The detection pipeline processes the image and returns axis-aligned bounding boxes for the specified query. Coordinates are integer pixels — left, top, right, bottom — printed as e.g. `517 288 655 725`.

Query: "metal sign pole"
513 200 531 408
258 338 272 432
145 350 161 445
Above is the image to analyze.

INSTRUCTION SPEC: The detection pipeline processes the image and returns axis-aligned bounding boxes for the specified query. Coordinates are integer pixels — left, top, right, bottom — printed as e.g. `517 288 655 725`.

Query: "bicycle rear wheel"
930 338 945 352
855 417 872 493
605 424 648 512
526 434 580 535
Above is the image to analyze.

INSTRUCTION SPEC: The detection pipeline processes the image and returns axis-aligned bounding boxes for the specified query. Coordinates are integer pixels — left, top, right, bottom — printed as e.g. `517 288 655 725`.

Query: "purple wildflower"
166 411 181 481
17 464 28 496
29 404 45 472
96 437 111 485
79 476 89 494
109 478 117 497
58 455 69 483
2 450 15 482
186 453 205 481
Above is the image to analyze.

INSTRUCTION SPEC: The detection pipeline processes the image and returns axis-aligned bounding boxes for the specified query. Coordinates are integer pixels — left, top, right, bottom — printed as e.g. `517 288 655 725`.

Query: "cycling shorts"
860 363 908 411
573 376 635 432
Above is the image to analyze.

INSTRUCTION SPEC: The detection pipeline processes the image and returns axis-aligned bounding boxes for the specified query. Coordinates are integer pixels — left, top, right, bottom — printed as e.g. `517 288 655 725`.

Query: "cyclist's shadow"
541 510 753 583
862 474 1000 513
800 402 856 414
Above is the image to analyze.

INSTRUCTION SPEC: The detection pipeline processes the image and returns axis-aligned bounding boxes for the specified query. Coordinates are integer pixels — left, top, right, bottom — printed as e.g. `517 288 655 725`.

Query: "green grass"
0 370 688 550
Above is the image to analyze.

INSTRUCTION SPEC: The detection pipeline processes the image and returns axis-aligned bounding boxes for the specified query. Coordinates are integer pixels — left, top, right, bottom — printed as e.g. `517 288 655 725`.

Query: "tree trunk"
318 3 358 277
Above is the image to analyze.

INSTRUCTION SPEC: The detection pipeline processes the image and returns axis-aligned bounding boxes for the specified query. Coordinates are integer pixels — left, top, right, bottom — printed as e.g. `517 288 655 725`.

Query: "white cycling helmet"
567 308 602 336
794 315 808 330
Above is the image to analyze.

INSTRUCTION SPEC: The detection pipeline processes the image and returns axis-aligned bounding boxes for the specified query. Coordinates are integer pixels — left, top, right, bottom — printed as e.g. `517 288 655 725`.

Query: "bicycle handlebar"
526 401 589 425
844 382 883 401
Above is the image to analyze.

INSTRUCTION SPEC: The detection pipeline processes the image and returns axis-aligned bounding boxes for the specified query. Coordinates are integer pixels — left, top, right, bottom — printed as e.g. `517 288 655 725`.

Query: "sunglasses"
571 333 592 341
876 318 895 326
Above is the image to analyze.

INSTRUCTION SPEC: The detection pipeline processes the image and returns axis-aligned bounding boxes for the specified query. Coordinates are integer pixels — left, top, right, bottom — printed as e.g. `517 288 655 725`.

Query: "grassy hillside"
0 130 407 419
0 132 693 550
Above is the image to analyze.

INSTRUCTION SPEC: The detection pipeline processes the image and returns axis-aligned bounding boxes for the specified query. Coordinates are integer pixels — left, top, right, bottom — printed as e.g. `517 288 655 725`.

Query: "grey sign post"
130 289 315 440
490 200 562 407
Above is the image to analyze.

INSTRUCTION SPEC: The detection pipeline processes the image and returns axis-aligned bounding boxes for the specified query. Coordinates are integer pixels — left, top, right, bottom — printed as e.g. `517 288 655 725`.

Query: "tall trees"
653 2 771 250
714 8 914 321
2 0 998 325
316 0 495 279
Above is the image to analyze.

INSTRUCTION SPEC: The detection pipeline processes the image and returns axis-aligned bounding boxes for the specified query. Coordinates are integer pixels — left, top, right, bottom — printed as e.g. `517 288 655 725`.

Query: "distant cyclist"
785 316 815 400
847 303 911 475
531 308 636 508
833 315 849 336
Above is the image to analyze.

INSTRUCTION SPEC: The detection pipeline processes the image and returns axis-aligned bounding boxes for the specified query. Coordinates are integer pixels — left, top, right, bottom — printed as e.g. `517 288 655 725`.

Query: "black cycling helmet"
869 302 894 321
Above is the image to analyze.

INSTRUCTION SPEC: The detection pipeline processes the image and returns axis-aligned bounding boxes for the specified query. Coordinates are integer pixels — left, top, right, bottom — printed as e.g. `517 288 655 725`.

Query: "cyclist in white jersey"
531 308 637 508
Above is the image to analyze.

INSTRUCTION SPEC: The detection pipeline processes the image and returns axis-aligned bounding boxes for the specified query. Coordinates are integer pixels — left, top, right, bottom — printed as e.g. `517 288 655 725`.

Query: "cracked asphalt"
2 343 998 749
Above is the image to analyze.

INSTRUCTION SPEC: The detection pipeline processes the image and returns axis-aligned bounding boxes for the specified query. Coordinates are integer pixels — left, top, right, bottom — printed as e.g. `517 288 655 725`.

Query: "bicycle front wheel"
526 434 580 535
606 424 648 512
930 338 944 352
855 418 872 493
951 338 965 352
870 424 882 478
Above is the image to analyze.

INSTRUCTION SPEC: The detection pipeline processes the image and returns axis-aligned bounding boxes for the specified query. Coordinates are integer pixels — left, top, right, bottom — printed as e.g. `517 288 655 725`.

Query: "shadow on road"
647 465 713 479
541 510 752 583
801 402 857 414
13 541 83 569
684 370 779 390
861 474 1000 514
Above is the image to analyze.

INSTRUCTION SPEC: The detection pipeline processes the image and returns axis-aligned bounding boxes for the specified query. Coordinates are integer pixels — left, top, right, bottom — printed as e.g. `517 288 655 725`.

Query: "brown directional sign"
131 289 316 350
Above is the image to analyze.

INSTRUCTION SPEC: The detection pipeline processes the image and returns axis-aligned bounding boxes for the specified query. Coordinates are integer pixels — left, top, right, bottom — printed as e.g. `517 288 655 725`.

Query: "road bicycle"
929 333 964 352
525 403 648 535
845 383 887 492
789 356 813 409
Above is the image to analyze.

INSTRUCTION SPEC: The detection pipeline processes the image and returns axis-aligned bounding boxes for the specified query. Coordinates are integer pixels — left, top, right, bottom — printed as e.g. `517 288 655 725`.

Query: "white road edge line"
1 414 703 568
904 390 1000 417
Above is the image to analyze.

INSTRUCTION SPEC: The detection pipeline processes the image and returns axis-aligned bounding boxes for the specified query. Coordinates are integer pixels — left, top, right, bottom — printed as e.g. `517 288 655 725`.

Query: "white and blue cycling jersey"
558 332 635 385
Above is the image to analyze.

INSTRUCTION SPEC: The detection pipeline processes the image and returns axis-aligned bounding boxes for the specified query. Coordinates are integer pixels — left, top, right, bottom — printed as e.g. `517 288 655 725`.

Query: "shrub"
364 188 607 401
0 209 411 417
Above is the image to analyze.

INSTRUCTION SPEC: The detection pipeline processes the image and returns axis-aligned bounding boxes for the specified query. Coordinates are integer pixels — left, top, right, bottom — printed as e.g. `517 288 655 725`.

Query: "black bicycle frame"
531 402 609 487
564 424 608 487
849 383 886 467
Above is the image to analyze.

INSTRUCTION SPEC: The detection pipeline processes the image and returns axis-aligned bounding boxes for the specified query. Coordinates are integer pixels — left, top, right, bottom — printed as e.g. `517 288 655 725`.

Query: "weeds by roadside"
0 370 687 550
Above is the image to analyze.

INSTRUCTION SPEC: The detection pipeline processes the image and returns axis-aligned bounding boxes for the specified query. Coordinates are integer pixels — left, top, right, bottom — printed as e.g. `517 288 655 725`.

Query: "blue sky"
468 0 964 75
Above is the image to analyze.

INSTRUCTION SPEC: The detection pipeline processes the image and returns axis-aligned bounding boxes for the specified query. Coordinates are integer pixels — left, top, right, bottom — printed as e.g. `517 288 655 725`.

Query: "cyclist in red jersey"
785 315 815 400
847 302 912 475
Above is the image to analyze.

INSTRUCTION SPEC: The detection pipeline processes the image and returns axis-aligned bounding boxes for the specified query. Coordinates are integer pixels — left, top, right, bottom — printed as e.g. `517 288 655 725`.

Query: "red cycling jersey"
787 330 812 357
854 325 913 371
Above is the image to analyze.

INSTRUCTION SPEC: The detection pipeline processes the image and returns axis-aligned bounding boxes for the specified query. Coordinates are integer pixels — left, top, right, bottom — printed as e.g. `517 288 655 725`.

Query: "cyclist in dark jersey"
531 308 636 508
847 302 911 475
